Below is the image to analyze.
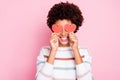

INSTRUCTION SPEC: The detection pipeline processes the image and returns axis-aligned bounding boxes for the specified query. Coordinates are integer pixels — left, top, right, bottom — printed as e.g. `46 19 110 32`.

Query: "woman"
36 2 93 80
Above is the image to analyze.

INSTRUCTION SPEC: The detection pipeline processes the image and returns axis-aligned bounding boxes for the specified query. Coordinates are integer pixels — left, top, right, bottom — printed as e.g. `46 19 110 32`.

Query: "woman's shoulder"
78 47 89 52
41 46 51 50
38 46 51 56
78 45 88 50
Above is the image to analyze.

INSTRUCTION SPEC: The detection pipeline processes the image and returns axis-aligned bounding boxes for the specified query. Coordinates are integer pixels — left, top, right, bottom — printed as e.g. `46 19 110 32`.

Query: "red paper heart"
65 24 76 32
52 24 62 33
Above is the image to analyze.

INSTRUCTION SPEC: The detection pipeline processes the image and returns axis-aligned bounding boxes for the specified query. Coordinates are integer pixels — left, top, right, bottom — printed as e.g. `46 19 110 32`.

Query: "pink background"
0 0 120 80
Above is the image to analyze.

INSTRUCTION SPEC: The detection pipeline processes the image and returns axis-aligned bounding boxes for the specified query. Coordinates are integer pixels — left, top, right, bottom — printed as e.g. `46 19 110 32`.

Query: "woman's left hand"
69 32 78 50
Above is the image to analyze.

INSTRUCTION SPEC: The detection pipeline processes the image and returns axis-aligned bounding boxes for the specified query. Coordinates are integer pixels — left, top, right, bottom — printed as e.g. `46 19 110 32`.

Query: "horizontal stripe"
44 55 74 60
54 67 75 70
43 47 73 51
53 77 76 80
39 70 52 78
37 70 77 80
37 61 45 65
84 61 91 64
44 55 84 60
77 70 90 79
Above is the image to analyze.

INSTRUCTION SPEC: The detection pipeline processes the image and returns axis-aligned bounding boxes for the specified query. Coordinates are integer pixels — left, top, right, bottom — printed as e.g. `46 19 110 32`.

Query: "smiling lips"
52 24 76 33
60 36 68 42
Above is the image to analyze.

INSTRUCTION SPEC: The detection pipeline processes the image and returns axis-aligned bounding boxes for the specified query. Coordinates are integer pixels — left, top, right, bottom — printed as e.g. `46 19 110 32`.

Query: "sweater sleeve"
76 48 93 80
35 48 53 80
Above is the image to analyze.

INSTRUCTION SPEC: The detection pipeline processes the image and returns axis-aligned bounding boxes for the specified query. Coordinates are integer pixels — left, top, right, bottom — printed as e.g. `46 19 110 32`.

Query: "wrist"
72 45 78 51
72 47 79 52
47 49 57 64
51 48 57 52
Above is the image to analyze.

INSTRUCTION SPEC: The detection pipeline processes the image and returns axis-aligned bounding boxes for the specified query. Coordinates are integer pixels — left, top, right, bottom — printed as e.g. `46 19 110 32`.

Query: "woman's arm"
36 48 54 80
36 33 59 80
73 48 83 64
75 48 93 80
69 32 93 80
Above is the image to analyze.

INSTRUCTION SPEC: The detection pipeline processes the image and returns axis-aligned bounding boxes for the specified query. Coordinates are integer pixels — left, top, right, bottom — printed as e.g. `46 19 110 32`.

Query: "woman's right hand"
50 33 59 51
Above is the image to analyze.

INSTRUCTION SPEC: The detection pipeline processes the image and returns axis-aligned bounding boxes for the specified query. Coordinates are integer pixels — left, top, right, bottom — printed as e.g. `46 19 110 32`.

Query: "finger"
52 32 60 36
70 37 75 39
69 37 75 41
69 36 77 41
69 32 76 37
50 37 58 43
69 35 76 39
50 38 58 44
50 35 59 40
51 33 57 36
51 34 58 39
69 36 78 42
69 32 74 35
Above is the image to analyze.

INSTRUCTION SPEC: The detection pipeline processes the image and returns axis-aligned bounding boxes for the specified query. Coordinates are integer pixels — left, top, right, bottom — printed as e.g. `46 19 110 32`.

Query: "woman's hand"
50 33 59 51
69 32 78 50
69 32 83 64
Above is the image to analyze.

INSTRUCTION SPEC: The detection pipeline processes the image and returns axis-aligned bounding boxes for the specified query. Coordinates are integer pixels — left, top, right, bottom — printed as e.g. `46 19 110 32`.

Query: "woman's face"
54 19 72 47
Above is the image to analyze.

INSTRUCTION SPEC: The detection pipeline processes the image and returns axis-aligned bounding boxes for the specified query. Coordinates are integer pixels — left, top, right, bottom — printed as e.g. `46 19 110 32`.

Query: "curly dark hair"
47 2 84 33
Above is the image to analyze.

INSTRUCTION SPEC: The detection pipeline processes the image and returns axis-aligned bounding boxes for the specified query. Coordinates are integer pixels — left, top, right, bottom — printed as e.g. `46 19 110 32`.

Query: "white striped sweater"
36 46 93 80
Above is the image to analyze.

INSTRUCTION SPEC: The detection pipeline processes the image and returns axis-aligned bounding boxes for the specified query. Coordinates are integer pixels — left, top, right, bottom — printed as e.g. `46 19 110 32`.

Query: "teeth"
61 37 67 40
61 37 68 42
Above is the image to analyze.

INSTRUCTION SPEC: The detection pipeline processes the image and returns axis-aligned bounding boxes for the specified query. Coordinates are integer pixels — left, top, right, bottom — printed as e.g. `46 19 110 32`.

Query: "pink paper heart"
65 24 76 32
52 24 62 33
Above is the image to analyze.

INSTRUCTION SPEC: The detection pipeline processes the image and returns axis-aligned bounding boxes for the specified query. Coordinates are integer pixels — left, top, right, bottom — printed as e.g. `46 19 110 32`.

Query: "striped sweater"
36 46 93 80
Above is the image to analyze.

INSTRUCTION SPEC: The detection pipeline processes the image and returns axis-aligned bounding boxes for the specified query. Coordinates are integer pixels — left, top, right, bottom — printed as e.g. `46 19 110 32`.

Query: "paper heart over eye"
52 24 62 33
52 24 76 33
65 24 76 32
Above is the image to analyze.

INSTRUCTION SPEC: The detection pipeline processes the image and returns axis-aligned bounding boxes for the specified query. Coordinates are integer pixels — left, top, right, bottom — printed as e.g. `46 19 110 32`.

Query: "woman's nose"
61 28 67 35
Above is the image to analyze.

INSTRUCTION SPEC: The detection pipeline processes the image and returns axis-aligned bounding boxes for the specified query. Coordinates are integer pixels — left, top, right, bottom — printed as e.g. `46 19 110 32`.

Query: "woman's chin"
59 41 69 47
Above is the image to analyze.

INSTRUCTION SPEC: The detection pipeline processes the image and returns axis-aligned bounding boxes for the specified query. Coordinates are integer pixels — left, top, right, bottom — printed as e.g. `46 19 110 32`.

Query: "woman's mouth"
60 36 68 42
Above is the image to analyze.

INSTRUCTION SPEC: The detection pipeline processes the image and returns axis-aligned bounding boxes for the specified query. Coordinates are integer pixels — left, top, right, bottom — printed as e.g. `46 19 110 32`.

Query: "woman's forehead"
55 19 72 26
